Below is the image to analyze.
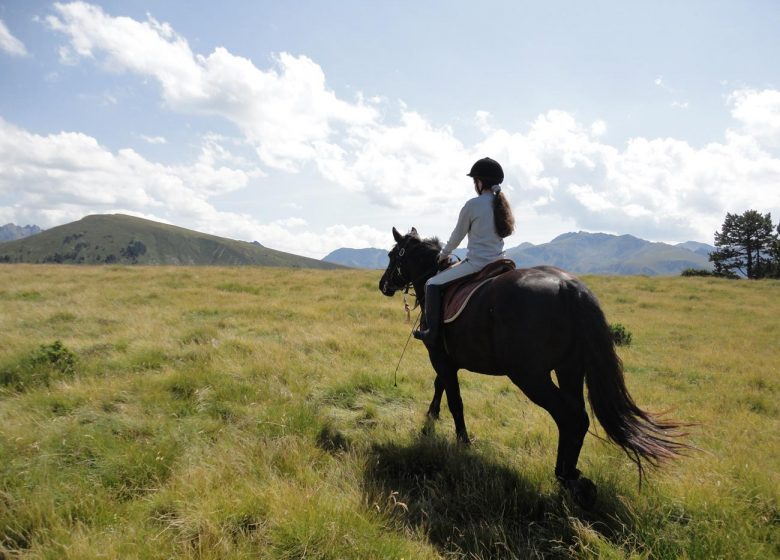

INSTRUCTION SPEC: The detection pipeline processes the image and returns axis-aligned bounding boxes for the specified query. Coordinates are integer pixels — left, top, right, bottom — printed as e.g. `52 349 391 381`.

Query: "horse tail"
567 280 689 478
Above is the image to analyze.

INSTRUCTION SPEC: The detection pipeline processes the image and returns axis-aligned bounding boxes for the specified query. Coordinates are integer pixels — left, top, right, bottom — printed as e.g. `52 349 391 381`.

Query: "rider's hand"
437 252 450 264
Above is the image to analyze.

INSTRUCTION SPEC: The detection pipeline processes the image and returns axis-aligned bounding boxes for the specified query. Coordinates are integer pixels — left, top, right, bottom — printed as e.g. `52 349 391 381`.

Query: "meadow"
0 264 777 559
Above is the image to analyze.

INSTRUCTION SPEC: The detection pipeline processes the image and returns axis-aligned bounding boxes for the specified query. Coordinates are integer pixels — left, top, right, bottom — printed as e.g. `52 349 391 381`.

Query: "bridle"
383 238 439 298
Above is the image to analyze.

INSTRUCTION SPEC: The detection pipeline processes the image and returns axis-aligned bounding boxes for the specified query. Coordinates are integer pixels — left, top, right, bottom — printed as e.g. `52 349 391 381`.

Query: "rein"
392 308 422 387
387 240 439 386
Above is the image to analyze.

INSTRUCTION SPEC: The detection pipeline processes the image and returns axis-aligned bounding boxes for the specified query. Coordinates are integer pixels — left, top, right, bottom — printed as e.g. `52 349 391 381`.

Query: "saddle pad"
442 259 515 323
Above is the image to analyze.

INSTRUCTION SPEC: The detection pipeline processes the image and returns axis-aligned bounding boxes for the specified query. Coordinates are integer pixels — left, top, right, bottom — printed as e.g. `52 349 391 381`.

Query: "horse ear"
410 227 419 238
392 227 404 243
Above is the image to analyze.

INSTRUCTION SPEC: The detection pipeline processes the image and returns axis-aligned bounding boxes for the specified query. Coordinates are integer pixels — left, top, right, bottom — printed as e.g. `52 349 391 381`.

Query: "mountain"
506 232 712 275
0 214 343 269
323 247 467 269
0 223 42 242
675 241 715 257
322 248 389 269
325 232 713 275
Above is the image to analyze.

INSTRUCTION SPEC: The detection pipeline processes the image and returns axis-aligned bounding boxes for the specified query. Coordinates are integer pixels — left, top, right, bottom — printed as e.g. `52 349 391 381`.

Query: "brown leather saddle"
442 259 516 323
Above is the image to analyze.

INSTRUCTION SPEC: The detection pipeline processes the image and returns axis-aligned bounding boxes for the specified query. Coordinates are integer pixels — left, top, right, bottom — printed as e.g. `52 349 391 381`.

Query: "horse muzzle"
379 279 396 297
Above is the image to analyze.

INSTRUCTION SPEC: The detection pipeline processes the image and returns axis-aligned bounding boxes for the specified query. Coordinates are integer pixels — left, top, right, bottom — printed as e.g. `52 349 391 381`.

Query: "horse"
379 227 688 508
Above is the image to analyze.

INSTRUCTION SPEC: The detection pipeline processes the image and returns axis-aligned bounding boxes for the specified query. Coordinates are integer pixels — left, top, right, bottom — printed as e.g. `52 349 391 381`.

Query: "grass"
0 265 778 559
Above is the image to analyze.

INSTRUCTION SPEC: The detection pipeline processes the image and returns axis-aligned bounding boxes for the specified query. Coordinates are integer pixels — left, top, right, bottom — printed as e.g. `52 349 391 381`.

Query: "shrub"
681 268 714 277
32 340 76 372
609 323 633 346
120 240 147 262
0 340 77 391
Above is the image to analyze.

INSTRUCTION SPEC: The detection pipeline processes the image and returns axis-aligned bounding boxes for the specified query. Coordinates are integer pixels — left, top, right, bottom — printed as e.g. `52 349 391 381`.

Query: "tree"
766 222 780 279
709 210 776 279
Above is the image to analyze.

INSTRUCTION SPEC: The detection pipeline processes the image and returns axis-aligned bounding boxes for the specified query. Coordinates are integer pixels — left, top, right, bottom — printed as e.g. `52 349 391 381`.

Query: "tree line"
708 210 780 279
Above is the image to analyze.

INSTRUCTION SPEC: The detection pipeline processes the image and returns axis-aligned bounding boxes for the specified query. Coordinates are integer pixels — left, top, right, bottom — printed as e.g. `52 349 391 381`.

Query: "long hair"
482 180 515 238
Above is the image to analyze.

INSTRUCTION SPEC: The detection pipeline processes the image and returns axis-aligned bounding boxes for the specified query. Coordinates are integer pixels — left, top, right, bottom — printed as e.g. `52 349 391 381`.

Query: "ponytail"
491 187 515 238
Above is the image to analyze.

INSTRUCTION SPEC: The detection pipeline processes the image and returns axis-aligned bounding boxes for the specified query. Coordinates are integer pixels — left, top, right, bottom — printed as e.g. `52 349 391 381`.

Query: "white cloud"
511 116 780 241
0 117 254 225
316 108 472 209
0 19 28 57
46 2 377 171
654 75 673 92
729 88 780 145
590 120 607 137
141 134 167 145
272 217 307 228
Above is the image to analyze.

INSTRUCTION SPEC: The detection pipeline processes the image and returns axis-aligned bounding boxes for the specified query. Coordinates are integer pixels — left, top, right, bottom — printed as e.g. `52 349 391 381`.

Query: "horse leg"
508 369 596 508
552 366 590 480
554 365 597 507
427 375 444 420
429 350 469 444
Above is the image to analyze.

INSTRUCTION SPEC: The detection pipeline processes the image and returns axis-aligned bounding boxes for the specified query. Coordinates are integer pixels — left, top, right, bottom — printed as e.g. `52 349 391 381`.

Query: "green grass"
0 265 777 559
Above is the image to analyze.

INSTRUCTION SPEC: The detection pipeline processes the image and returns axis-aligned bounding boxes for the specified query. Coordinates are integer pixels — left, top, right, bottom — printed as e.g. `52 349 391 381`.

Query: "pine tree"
709 210 775 279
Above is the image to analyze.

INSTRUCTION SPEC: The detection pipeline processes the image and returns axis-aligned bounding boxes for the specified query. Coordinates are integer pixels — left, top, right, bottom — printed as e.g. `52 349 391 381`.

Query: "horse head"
379 226 437 296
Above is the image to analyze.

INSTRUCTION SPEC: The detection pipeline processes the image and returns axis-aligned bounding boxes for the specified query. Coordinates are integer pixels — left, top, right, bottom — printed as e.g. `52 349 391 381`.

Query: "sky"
1 1 779 258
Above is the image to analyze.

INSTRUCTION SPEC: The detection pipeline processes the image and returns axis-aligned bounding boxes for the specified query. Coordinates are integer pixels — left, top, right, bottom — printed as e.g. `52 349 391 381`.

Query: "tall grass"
0 265 777 558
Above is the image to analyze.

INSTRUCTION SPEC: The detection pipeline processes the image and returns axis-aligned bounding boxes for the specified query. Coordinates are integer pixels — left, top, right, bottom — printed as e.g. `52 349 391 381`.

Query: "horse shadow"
362 421 640 559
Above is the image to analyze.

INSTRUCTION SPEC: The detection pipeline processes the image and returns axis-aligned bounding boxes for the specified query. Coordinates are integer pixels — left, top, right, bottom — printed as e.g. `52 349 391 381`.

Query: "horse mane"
420 236 442 252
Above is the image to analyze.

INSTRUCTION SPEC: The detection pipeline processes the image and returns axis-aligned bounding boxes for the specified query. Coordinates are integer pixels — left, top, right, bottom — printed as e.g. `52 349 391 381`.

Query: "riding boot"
413 284 442 345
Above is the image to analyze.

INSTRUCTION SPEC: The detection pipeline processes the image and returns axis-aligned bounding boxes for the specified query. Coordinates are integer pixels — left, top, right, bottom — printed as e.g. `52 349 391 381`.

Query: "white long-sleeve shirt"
441 191 505 267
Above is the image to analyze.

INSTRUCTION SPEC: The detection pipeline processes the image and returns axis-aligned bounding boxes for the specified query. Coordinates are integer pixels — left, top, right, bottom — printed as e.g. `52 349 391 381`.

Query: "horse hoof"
426 409 440 420
562 477 597 510
457 434 471 446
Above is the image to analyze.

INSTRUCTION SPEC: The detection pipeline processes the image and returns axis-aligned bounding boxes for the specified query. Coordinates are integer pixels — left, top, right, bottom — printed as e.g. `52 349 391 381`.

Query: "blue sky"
1 1 779 257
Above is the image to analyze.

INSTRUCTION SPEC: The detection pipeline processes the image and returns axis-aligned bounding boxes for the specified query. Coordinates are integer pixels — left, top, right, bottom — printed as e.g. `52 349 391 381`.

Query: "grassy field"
0 265 777 559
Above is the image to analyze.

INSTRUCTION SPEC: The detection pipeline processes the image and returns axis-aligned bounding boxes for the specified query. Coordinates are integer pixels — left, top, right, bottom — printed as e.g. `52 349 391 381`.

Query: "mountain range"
1 215 715 275
0 214 342 269
0 223 41 241
323 232 715 276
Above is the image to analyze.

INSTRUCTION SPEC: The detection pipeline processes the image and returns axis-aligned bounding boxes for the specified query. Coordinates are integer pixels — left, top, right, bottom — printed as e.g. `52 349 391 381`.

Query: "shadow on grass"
362 423 639 559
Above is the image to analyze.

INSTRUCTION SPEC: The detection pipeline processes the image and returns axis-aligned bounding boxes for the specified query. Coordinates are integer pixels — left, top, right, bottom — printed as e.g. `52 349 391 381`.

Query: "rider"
413 157 516 345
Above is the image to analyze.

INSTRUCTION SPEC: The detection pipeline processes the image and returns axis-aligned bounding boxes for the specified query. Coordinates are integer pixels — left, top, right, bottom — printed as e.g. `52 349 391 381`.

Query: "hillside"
324 232 713 275
0 214 342 269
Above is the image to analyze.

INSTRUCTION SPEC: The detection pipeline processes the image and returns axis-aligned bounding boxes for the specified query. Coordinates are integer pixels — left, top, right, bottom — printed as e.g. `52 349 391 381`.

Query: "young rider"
413 157 515 345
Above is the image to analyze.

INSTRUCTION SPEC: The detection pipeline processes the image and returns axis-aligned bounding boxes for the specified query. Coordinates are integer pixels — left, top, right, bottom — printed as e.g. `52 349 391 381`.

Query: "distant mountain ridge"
322 248 390 269
323 231 714 276
0 223 42 242
0 214 343 269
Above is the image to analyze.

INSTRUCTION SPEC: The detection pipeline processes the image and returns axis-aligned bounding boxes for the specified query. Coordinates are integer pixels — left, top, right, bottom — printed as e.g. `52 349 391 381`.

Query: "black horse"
379 227 687 507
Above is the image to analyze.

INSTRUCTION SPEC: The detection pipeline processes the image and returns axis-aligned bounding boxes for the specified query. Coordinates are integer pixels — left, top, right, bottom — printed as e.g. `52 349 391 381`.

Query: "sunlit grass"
0 265 777 558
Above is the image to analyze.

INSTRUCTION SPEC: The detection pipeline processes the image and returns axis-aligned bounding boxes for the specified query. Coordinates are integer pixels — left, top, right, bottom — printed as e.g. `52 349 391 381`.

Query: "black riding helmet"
467 157 504 183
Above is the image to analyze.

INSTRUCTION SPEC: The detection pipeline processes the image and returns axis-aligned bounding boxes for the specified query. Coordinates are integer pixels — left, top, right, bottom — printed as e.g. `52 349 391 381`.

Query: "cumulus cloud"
486 110 779 241
31 2 780 250
0 118 253 217
0 19 28 57
729 88 780 145
46 2 376 171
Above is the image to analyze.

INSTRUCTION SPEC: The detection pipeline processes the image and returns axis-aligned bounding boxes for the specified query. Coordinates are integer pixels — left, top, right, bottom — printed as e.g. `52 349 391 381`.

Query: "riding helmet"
467 157 504 183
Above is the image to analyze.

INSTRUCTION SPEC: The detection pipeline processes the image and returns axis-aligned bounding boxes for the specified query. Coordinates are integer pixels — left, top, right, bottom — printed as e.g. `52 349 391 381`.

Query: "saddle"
442 259 516 323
